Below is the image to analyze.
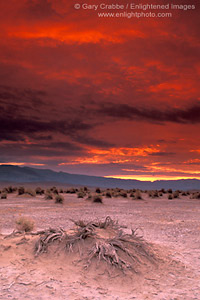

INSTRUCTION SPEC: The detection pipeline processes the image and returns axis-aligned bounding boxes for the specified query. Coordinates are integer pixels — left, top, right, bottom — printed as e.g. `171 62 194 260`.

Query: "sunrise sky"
0 0 200 181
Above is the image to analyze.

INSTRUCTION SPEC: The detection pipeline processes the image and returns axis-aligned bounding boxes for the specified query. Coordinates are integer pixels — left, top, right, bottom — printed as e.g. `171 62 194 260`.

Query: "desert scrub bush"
95 187 101 194
92 195 103 203
168 194 173 200
55 194 64 204
2 186 14 194
167 189 173 194
25 189 36 197
86 193 92 200
18 186 25 195
119 190 128 198
1 193 7 199
173 191 179 198
66 188 76 194
45 192 53 200
132 190 142 200
190 192 200 199
77 191 85 198
181 191 187 196
50 186 59 194
16 216 35 232
35 187 44 195
148 190 159 198
105 191 112 198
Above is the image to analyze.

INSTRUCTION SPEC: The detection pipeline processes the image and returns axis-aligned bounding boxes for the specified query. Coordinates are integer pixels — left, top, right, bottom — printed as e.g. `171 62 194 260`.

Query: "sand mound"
34 216 156 274
0 217 193 299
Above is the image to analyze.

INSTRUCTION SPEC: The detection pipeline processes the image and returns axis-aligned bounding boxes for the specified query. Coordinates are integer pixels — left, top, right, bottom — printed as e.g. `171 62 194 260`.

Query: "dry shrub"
148 190 159 198
92 195 103 203
66 188 76 194
50 186 59 194
105 191 112 198
86 193 92 201
132 190 142 200
77 191 85 198
173 191 179 198
190 192 200 199
181 191 187 196
168 194 173 200
18 186 25 195
55 194 64 204
35 187 44 195
45 192 53 200
16 216 35 232
119 190 128 198
25 189 36 197
95 187 101 194
34 216 156 273
1 193 7 199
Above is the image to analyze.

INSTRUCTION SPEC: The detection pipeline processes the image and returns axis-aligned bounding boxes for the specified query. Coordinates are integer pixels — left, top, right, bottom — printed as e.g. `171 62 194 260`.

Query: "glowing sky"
0 0 200 181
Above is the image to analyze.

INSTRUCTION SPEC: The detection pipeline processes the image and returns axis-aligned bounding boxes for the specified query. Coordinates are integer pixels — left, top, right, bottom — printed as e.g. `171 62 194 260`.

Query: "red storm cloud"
0 0 200 180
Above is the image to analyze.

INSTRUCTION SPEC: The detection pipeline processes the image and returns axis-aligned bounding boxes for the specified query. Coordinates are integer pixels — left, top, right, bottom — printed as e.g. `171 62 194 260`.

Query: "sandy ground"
0 191 200 299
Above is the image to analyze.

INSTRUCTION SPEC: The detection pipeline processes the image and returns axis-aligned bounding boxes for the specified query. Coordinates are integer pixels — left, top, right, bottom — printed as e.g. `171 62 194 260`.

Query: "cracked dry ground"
0 192 200 299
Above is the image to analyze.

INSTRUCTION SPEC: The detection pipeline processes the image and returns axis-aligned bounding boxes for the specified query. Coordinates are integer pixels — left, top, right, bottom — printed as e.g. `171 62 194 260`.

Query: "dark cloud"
97 103 200 124
73 135 114 148
22 0 60 20
0 116 93 141
0 141 85 159
149 152 176 156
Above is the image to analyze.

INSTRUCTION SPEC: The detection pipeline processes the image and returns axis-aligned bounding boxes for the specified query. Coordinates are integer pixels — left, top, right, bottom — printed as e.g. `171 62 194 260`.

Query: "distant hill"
0 165 200 190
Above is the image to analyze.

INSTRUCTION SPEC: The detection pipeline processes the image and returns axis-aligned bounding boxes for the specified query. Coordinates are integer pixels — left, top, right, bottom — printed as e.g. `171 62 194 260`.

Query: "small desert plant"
133 190 142 200
25 189 36 197
86 193 92 200
190 192 200 199
50 186 59 194
66 188 76 194
168 194 173 200
181 191 187 196
35 187 44 195
173 191 179 198
55 194 64 204
119 190 128 198
18 186 25 195
1 193 7 199
167 189 173 194
16 216 35 232
92 195 103 203
45 192 53 200
105 191 112 198
95 187 101 194
77 191 85 198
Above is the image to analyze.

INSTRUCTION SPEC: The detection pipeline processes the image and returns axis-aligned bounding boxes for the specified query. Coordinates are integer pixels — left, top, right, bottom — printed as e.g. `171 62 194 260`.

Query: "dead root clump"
34 216 156 273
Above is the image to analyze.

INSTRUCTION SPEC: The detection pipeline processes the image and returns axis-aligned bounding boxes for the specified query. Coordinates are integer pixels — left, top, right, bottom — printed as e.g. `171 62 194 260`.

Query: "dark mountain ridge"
0 165 199 190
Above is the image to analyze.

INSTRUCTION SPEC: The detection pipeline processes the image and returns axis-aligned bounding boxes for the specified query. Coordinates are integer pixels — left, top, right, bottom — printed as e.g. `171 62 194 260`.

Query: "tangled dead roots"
34 216 156 273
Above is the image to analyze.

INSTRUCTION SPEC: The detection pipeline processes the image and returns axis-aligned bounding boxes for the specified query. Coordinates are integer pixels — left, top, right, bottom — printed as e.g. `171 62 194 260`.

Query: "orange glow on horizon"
0 162 46 166
104 175 200 182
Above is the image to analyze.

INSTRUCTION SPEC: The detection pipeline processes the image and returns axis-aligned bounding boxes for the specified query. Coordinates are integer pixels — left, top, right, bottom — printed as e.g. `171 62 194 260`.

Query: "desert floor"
0 191 200 300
